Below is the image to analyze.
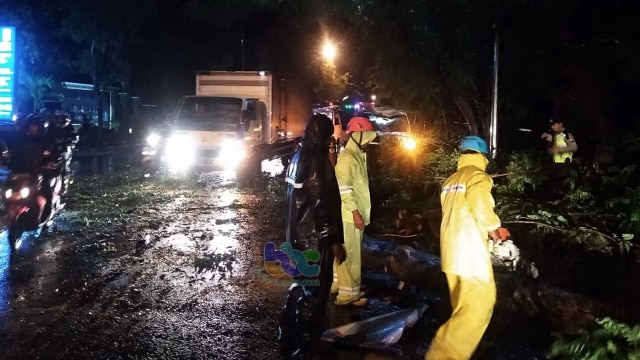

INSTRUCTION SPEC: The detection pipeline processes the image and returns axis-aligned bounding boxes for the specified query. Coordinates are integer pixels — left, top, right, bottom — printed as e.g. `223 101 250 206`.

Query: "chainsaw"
488 227 521 271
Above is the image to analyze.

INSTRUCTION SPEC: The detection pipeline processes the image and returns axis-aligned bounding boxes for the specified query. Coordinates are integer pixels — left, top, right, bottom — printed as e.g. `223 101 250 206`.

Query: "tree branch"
501 220 565 232
502 218 621 245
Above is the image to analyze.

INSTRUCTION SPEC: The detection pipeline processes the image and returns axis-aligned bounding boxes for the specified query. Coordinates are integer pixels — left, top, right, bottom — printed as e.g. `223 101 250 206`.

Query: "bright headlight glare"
4 189 11 198
219 140 246 166
164 134 196 170
402 137 417 151
20 187 30 198
146 133 161 147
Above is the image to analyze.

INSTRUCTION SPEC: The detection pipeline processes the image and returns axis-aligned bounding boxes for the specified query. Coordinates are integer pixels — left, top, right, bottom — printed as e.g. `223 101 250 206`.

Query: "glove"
489 227 511 244
497 227 511 241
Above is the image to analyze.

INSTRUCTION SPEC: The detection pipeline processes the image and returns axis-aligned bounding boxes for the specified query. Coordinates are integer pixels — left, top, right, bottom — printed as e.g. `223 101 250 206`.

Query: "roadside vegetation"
366 134 640 358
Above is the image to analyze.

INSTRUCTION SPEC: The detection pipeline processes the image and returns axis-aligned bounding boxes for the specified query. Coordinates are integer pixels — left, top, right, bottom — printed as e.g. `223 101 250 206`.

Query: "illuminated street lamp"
370 94 377 102
322 41 337 62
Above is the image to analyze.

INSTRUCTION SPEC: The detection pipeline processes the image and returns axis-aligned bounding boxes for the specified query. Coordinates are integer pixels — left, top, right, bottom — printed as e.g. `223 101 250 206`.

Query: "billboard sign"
0 27 15 120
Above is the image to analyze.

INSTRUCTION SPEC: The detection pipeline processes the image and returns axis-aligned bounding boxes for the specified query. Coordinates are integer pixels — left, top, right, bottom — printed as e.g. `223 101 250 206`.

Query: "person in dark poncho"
278 114 346 359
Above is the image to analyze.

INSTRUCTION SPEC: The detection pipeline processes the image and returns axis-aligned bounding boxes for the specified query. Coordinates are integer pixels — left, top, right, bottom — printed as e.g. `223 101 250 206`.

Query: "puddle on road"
217 192 239 208
157 191 243 282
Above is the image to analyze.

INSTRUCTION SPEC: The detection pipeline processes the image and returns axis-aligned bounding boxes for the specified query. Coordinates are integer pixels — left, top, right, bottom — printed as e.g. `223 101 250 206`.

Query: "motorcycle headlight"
3 187 30 200
146 133 161 147
218 140 247 168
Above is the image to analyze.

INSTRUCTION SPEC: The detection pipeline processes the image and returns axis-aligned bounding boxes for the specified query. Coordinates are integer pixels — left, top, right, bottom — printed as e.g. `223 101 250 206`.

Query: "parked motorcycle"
1 160 64 252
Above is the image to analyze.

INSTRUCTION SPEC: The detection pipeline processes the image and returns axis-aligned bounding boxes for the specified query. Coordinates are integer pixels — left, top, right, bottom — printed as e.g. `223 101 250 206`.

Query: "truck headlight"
219 140 247 169
146 133 161 147
164 134 196 170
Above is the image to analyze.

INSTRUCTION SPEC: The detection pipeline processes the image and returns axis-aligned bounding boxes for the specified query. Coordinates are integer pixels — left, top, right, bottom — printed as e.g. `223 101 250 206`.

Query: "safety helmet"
460 135 489 155
346 117 374 134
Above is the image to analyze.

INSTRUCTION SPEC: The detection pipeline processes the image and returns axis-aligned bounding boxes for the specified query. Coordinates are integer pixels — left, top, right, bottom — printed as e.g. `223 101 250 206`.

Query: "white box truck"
142 71 311 175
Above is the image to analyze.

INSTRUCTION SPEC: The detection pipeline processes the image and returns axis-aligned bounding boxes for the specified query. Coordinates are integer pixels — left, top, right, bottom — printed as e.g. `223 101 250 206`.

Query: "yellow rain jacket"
552 132 577 163
335 131 377 225
440 153 501 282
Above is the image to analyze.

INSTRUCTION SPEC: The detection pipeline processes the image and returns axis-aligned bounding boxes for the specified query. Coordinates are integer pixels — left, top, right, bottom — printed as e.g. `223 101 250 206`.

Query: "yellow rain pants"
425 273 496 360
332 223 363 304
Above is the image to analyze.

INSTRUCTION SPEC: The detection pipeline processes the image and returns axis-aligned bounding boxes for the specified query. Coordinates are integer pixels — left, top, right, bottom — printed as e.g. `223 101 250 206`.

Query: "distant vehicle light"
258 71 266 76
402 136 417 151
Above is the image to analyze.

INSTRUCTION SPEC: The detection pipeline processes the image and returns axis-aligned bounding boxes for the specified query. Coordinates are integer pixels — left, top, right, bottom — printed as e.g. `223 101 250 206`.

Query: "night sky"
129 1 246 109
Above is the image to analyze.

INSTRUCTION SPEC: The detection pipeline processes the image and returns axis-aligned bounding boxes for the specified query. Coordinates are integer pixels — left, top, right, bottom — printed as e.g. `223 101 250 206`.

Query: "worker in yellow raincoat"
426 136 503 360
331 117 377 307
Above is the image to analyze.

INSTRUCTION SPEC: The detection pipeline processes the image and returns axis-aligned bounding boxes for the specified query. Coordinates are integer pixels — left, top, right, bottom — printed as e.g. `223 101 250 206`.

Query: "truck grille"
197 147 220 159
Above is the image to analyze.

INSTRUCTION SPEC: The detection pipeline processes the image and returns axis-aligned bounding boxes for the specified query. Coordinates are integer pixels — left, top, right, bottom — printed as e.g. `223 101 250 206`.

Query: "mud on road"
0 170 291 360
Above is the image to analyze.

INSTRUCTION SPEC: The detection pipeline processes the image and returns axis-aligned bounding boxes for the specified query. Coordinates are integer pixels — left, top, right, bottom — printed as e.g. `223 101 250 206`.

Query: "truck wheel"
237 149 261 181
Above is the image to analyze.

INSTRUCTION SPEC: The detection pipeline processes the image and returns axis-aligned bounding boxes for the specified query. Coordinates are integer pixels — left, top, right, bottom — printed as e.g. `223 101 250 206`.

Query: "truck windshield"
175 97 243 130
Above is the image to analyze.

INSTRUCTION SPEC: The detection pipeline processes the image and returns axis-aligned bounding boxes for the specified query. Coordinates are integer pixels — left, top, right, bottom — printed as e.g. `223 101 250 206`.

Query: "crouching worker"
425 136 502 360
278 114 347 359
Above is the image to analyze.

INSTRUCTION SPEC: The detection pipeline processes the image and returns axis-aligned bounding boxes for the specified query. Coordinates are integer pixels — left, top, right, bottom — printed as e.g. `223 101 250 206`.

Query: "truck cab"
141 71 310 175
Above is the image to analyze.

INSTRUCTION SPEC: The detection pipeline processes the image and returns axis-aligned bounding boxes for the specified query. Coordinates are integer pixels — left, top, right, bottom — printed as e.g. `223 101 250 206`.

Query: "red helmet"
346 117 374 133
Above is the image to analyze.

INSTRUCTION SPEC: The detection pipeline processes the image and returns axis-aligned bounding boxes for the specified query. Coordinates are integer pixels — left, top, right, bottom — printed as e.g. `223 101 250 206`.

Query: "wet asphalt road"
0 168 293 360
0 155 549 360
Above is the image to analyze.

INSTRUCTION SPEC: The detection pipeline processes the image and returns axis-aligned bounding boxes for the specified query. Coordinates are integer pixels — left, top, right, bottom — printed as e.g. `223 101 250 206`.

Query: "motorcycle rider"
279 114 347 358
46 111 78 195
9 114 57 172
6 114 58 221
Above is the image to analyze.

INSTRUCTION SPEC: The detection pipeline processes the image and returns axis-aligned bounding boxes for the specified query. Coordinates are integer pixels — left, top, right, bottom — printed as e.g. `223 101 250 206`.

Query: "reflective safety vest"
335 135 374 225
553 132 573 163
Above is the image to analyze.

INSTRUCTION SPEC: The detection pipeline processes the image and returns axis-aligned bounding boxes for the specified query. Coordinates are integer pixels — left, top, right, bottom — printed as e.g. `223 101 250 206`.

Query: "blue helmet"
460 136 489 155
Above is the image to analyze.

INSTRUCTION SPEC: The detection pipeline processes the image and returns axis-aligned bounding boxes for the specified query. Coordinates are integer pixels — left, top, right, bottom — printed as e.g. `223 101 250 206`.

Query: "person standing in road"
279 114 347 357
331 117 377 307
541 118 577 196
425 136 502 360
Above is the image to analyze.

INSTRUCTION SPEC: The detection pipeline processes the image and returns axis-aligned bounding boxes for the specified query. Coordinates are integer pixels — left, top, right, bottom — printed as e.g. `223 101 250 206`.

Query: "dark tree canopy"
3 0 637 158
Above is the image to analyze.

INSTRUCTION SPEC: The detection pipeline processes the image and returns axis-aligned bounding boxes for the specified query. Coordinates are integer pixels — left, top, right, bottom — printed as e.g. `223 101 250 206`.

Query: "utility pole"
489 0 500 159
240 23 245 71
